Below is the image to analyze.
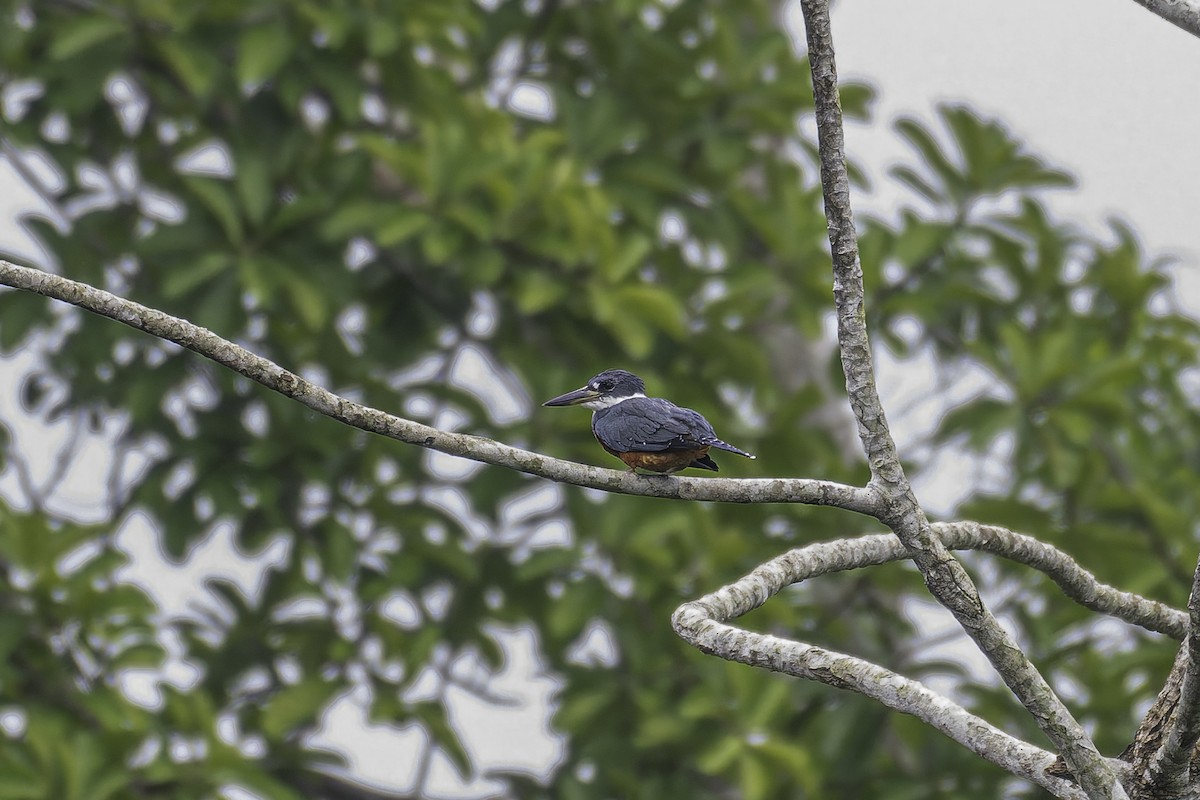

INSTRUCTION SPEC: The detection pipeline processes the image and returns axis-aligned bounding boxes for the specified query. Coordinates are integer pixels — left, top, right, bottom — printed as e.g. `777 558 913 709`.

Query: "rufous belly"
616 447 709 473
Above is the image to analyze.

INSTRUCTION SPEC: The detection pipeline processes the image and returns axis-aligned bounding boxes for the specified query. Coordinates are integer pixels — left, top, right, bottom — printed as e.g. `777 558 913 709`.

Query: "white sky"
831 0 1200 282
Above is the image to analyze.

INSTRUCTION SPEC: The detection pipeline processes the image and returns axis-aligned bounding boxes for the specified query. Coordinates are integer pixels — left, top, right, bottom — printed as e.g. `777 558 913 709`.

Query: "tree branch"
1125 0 1200 38
798 2 1123 795
1120 645 1189 794
0 259 877 512
1145 553 1200 792
670 523 1183 661
934 522 1185 640
670 522 1171 798
674 609 1091 799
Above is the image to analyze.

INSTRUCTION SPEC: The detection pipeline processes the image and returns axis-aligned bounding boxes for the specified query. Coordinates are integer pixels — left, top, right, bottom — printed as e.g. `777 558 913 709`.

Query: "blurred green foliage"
0 1 1197 798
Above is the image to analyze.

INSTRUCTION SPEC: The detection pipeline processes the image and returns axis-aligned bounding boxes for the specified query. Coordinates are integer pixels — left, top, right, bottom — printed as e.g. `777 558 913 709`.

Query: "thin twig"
8 447 41 509
39 409 86 501
412 727 437 797
105 435 132 520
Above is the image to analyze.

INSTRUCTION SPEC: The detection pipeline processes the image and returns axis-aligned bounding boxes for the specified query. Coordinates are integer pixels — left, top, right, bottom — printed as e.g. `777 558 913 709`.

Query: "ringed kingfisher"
543 368 755 474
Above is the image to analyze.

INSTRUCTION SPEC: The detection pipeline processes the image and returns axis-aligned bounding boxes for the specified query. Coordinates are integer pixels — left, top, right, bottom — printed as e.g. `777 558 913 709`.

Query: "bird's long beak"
542 386 599 407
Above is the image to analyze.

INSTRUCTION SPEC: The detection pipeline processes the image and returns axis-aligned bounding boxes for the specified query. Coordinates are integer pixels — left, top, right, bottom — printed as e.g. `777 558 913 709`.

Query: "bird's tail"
706 438 755 459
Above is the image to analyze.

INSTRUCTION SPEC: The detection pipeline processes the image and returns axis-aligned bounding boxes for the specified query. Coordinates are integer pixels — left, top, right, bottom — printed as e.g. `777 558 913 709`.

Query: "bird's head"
543 369 647 410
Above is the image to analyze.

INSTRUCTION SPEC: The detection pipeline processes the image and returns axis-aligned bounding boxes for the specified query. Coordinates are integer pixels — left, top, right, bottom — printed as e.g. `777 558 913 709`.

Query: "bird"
543 368 755 474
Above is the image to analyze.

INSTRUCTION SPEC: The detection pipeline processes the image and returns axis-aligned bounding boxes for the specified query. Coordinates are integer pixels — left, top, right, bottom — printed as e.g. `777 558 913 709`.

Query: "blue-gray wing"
592 398 717 453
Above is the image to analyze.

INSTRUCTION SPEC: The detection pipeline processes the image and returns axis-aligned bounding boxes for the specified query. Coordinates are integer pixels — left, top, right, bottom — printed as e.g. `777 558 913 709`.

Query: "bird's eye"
600 380 614 391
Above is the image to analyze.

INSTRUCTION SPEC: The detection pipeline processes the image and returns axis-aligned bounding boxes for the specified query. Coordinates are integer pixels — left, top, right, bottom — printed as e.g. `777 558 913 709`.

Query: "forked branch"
798 0 1123 795
673 519 1176 798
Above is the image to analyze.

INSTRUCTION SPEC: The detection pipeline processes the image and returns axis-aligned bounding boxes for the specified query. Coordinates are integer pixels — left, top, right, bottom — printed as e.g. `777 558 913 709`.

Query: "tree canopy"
0 1 1197 798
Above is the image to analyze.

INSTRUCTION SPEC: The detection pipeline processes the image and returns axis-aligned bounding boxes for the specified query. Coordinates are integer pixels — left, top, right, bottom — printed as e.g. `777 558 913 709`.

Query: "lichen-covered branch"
1144 554 1200 793
1126 0 1200 38
669 523 1183 653
797 1 1123 795
670 522 1173 798
1123 645 1188 796
672 610 1090 799
0 259 877 512
934 522 1186 639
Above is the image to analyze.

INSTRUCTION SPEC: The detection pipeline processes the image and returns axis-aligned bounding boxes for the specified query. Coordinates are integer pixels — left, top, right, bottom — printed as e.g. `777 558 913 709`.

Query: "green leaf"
513 547 578 581
0 615 23 667
234 146 274 226
463 249 505 286
555 685 616 733
237 255 274 302
261 679 331 739
365 18 401 56
155 38 222 99
320 201 395 240
310 58 361 121
608 316 654 359
414 701 470 777
267 195 329 236
82 768 133 800
0 750 46 799
612 284 687 339
284 276 329 331
237 21 293 85
756 740 819 791
420 221 463 263
934 397 1016 451
1050 407 1094 447
445 204 493 242
163 686 217 733
162 253 232 299
184 177 243 245
110 642 165 670
632 714 688 748
377 210 432 246
697 735 743 774
890 165 944 206
0 421 9 473
890 213 950 266
48 15 127 60
0 292 45 352
894 116 964 200
999 323 1036 395
739 750 773 800
956 497 1057 534
603 233 652 281
321 522 358 580
78 689 147 732
515 272 567 314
